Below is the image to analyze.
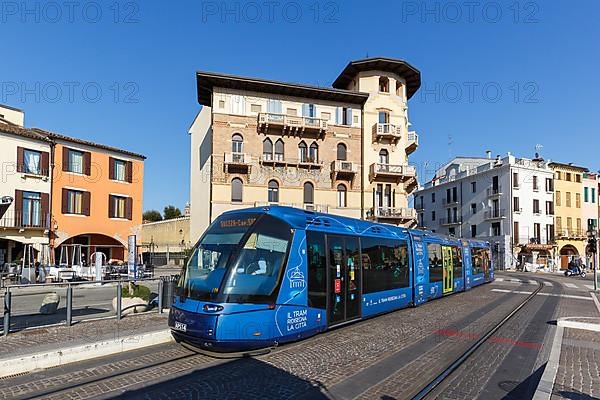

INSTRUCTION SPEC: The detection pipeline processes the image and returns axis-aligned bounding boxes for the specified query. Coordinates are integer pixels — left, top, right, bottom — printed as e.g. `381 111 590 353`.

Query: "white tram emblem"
288 266 306 289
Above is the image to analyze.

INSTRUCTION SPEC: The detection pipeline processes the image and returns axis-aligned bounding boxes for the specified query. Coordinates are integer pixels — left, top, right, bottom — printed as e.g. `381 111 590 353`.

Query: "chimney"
486 150 492 159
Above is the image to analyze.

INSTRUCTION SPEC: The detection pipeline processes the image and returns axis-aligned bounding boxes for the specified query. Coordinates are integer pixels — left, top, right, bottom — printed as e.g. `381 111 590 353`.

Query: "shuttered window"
231 178 243 203
109 195 132 220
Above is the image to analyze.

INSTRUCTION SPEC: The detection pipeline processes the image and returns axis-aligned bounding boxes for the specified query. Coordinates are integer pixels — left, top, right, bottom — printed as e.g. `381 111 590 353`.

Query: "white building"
0 104 52 266
414 153 555 269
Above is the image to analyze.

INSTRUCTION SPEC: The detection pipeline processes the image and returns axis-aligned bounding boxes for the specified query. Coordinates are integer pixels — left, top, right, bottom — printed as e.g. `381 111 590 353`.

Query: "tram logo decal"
288 266 305 289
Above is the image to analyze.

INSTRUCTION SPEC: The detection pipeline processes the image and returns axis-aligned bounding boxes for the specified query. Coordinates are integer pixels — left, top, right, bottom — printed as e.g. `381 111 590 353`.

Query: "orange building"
40 130 146 265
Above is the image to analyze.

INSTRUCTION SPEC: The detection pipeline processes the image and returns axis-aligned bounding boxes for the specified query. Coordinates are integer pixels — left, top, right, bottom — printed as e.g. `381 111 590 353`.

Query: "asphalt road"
0 271 597 399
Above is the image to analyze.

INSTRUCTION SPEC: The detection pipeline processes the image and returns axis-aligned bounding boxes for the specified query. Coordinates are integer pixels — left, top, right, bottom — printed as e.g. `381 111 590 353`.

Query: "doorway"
327 235 361 325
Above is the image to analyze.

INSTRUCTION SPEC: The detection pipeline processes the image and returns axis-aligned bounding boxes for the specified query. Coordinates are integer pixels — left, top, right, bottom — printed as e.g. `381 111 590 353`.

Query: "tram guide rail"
411 279 545 400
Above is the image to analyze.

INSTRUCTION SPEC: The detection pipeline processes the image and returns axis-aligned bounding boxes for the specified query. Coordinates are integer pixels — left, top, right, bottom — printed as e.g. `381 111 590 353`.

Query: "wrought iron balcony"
486 186 502 197
439 216 463 226
484 208 506 220
0 211 50 230
257 113 327 137
372 123 402 143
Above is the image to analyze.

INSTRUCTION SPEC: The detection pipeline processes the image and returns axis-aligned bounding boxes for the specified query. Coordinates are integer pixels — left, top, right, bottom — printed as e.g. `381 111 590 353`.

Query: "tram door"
327 236 361 325
442 246 454 294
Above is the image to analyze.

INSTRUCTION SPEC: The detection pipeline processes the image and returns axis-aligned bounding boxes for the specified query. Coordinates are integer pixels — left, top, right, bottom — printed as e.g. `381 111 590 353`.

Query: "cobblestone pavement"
0 312 168 359
0 272 596 399
552 328 600 400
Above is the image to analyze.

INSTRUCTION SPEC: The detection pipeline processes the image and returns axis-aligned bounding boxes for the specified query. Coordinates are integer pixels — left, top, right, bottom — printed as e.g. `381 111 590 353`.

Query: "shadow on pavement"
113 357 330 400
502 364 545 400
2 306 110 332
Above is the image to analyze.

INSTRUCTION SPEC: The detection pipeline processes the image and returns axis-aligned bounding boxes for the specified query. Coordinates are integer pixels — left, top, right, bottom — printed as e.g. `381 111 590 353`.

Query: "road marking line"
584 285 595 290
543 282 553 286
564 283 579 289
491 289 592 301
532 324 563 400
528 280 537 285
511 279 523 283
495 278 504 281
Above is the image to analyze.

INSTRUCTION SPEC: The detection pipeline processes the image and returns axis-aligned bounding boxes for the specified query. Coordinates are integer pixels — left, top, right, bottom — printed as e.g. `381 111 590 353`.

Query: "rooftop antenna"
448 134 454 159
535 144 543 158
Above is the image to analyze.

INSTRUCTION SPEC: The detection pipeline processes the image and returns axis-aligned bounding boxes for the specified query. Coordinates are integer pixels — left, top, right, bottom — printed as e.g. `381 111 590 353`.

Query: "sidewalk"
0 312 171 377
534 317 600 400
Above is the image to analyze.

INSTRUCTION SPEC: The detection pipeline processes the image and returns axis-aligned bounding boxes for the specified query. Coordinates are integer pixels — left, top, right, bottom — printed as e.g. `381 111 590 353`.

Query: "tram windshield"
176 213 293 303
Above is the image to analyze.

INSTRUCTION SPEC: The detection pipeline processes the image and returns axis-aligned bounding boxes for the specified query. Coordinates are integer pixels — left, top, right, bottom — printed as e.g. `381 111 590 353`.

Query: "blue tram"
169 206 493 353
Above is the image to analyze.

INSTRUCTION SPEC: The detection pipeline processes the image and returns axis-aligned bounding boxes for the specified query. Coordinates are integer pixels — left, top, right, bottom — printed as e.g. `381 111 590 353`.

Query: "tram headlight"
203 304 224 312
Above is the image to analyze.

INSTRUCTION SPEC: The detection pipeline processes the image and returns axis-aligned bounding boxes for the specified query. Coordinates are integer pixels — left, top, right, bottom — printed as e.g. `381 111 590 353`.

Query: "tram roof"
220 206 489 246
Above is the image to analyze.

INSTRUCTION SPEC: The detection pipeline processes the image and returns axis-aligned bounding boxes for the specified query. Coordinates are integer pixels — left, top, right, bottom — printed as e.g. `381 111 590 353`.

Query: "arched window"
232 134 243 153
379 149 389 165
268 180 279 203
231 178 243 203
274 139 284 161
298 141 308 163
379 76 389 93
337 184 347 208
303 182 314 205
396 82 404 97
262 138 273 161
337 143 347 161
309 142 319 163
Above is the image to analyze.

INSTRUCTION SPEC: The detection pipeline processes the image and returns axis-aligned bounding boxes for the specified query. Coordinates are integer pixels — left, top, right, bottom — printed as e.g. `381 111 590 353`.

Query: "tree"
163 205 182 220
143 210 163 222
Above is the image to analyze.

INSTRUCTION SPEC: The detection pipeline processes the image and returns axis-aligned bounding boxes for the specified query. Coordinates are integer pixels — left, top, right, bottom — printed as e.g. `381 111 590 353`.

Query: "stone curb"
0 328 173 378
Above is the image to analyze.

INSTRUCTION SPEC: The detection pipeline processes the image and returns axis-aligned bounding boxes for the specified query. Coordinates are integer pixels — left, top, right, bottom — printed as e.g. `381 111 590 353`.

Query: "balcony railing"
442 198 459 206
553 228 588 239
372 123 402 143
224 152 251 173
484 208 506 220
370 163 416 182
406 131 419 155
331 160 358 175
254 202 329 213
367 207 417 221
257 113 328 137
0 211 50 230
486 186 502 196
439 216 463 226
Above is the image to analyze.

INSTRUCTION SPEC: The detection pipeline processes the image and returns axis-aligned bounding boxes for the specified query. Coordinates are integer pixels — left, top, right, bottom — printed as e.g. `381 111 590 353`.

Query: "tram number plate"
174 321 187 332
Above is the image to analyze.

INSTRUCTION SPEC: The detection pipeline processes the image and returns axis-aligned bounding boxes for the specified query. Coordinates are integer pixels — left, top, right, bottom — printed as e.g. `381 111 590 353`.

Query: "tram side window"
471 247 489 275
452 246 463 278
306 232 327 309
362 237 409 294
427 243 443 282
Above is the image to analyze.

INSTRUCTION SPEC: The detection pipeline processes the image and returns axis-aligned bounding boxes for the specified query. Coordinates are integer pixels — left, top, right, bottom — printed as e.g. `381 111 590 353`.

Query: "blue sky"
2 0 598 212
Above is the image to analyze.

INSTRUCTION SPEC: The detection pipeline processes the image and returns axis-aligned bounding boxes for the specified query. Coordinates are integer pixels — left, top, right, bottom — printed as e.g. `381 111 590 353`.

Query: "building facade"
0 104 145 267
189 57 422 241
140 216 191 266
414 154 555 269
549 162 589 268
49 132 145 265
0 111 52 265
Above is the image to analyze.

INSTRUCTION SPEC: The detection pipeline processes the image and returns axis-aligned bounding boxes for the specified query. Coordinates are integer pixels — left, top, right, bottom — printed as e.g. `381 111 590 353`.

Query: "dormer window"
379 77 389 93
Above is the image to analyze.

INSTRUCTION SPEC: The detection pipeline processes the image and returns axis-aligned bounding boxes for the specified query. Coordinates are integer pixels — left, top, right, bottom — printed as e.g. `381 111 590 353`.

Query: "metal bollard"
116 281 122 320
3 290 11 337
66 286 73 327
158 279 164 314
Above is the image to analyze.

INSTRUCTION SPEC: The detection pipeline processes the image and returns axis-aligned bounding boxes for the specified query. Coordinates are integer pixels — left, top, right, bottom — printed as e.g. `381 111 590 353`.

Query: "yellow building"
549 162 589 268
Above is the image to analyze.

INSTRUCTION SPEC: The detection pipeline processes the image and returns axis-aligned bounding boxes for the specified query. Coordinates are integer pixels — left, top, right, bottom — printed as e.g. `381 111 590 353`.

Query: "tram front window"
176 213 292 303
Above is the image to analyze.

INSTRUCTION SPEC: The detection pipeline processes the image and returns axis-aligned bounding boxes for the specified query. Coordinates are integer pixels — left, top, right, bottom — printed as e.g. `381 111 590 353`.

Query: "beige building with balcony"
549 162 589 268
189 58 422 241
